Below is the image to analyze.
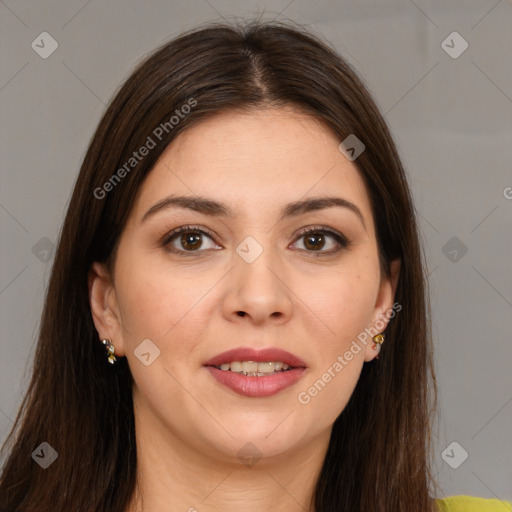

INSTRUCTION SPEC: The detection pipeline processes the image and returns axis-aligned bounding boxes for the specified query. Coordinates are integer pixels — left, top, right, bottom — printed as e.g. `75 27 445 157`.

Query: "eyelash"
161 224 349 258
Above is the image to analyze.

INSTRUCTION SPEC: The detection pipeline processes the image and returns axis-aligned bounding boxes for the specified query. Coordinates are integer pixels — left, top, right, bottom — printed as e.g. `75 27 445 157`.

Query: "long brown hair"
0 20 439 511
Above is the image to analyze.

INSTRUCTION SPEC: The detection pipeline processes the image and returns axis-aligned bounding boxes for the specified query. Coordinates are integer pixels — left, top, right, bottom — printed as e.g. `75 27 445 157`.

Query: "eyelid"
161 225 219 249
290 225 349 255
292 225 348 244
161 224 349 256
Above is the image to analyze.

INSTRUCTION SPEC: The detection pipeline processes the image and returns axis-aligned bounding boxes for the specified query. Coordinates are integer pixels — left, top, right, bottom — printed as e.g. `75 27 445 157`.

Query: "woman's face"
90 106 399 464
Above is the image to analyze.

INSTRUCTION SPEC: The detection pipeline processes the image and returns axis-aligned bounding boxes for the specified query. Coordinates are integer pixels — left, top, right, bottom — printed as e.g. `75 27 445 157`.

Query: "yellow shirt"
436 495 512 511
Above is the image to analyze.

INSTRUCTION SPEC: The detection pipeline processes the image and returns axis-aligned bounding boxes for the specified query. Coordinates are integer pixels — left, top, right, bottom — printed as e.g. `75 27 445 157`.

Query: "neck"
125 401 330 512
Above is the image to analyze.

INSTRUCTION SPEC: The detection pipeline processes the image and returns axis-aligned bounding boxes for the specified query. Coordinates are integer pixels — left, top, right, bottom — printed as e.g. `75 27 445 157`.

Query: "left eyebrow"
141 195 367 231
281 196 366 230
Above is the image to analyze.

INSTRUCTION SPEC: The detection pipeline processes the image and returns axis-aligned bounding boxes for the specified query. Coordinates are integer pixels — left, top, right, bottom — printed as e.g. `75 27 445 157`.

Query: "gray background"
1 0 511 502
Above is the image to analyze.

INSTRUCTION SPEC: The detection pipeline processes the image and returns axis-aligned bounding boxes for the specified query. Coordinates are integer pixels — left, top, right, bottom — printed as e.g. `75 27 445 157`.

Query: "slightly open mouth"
208 361 296 377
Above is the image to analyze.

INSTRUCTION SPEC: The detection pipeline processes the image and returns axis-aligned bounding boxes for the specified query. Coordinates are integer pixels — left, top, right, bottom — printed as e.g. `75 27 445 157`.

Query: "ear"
363 258 401 362
88 261 126 356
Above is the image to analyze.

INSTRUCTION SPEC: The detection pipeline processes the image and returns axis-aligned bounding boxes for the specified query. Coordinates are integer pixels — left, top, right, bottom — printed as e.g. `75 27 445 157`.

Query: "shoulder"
435 495 512 511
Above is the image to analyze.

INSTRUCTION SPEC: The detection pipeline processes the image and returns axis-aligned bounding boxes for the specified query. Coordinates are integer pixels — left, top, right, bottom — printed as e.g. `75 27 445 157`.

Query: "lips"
202 346 307 398
202 347 307 368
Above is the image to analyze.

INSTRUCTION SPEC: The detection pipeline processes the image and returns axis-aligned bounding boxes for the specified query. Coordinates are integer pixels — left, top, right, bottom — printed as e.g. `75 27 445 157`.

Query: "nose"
222 246 293 326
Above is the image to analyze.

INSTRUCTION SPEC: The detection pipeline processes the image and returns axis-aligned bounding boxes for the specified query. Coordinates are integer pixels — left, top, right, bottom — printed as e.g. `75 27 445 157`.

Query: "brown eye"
292 227 349 256
162 226 220 254
179 232 203 251
303 232 326 251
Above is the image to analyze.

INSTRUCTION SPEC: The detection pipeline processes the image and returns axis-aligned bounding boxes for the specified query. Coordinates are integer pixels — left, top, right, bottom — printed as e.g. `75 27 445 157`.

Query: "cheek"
114 260 212 400
297 353 364 429
295 273 375 420
299 262 378 352
115 254 217 342
295 256 379 420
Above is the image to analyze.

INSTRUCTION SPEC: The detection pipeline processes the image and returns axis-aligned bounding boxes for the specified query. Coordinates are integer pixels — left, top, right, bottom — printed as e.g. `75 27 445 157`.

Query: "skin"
89 106 400 512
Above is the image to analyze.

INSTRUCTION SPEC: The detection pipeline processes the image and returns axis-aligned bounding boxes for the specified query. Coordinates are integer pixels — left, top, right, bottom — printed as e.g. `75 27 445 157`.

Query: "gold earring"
372 333 385 359
101 339 117 364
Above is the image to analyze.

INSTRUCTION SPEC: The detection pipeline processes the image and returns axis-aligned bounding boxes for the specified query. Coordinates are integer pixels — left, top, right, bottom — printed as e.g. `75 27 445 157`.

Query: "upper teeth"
217 361 290 375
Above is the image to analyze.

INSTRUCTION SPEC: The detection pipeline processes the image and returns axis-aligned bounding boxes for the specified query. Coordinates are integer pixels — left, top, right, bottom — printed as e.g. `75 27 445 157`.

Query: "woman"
0 20 509 512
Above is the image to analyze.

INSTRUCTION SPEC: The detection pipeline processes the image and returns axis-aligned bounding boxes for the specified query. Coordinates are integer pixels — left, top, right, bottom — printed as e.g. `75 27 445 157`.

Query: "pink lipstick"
203 347 307 398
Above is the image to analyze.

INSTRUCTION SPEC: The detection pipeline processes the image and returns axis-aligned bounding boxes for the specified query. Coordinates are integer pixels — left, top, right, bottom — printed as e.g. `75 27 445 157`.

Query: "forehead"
128 107 374 230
